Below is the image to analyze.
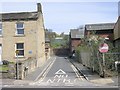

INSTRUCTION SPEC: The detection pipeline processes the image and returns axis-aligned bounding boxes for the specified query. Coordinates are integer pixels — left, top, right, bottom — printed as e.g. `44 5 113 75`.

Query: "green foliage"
45 28 58 41
51 42 62 48
50 32 69 48
75 34 118 76
0 65 9 72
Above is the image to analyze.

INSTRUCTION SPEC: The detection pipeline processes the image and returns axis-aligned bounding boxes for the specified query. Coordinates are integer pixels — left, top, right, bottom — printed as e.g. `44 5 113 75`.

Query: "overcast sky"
0 0 119 34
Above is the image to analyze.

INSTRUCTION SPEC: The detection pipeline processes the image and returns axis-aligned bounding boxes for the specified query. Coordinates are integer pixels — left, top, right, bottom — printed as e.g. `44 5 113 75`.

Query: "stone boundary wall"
1 57 37 79
18 57 37 79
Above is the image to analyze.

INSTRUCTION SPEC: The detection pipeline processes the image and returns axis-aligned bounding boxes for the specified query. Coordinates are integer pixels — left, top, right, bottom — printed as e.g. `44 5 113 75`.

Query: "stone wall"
18 57 37 79
0 63 16 79
0 57 37 79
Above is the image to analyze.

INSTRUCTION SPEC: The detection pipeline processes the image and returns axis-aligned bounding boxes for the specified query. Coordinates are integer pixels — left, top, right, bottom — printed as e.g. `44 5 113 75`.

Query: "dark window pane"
18 50 24 56
17 43 24 49
0 24 2 29
17 29 24 34
0 30 2 35
17 23 23 28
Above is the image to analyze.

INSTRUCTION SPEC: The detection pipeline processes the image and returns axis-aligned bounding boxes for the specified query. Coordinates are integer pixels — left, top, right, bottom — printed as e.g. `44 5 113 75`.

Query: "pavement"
0 56 55 86
69 58 119 86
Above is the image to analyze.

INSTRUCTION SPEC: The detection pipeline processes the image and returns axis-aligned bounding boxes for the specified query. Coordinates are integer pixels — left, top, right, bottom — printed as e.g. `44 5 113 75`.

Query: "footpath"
69 58 119 86
0 56 55 86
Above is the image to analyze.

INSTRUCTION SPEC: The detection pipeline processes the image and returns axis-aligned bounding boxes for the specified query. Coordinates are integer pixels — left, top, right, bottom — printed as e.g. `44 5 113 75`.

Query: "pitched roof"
70 29 84 39
0 11 39 21
45 38 50 43
85 23 115 31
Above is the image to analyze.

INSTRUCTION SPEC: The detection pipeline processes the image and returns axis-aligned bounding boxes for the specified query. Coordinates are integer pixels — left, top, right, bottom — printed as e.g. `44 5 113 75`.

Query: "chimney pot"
37 3 42 13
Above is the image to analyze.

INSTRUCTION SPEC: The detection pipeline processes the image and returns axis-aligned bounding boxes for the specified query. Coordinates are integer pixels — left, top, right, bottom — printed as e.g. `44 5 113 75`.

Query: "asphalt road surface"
2 56 118 88
29 56 103 87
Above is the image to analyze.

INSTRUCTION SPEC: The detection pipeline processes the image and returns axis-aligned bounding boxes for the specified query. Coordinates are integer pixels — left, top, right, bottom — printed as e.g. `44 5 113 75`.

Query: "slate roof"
70 29 84 39
0 11 38 21
45 38 50 43
85 23 115 31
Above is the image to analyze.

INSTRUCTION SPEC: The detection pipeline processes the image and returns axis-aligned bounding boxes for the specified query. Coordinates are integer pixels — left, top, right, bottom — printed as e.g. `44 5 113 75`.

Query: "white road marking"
54 74 68 78
34 57 56 84
63 79 71 83
71 64 84 81
57 79 61 83
40 57 56 82
47 79 54 83
55 69 66 74
77 68 89 81
35 58 54 81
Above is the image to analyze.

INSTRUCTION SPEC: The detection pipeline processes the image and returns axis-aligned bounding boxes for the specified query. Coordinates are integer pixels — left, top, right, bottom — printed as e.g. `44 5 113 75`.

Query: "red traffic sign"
99 43 109 53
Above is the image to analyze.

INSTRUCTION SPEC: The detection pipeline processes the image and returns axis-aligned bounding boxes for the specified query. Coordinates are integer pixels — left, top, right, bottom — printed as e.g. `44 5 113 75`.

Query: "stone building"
45 38 51 60
0 3 46 79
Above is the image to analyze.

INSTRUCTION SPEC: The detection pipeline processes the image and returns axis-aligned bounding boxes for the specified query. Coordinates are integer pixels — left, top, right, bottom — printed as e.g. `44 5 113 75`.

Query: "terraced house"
0 3 46 79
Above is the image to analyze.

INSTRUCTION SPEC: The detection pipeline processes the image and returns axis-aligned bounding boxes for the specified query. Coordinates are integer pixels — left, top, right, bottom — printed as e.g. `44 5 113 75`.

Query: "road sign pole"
16 50 19 79
102 53 105 78
17 53 19 79
99 43 109 78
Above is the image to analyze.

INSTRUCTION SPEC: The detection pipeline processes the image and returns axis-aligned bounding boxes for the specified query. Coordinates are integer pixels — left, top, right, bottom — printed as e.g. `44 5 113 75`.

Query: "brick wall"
71 39 81 52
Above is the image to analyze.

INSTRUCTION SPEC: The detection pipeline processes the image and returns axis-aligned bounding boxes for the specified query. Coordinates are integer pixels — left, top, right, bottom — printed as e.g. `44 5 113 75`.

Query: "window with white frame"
0 23 2 35
16 43 24 57
16 23 24 35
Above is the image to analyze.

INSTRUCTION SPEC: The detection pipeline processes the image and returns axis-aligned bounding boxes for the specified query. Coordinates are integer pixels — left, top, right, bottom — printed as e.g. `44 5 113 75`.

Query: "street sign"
15 50 19 54
99 43 109 53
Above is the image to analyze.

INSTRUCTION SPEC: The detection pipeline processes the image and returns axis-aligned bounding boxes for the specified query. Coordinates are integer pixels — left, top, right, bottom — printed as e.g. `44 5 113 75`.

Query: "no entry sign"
99 43 109 53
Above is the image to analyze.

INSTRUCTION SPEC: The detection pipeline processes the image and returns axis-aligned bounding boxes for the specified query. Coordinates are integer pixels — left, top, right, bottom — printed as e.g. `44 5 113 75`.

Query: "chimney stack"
37 3 42 13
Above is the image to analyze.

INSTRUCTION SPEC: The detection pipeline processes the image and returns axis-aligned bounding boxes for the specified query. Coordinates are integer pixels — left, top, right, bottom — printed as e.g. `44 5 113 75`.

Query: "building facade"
45 38 51 60
0 3 46 79
85 23 115 43
114 16 120 51
69 29 84 53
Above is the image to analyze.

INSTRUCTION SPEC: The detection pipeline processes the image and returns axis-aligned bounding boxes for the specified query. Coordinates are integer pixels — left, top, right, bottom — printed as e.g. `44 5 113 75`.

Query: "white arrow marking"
55 69 66 74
